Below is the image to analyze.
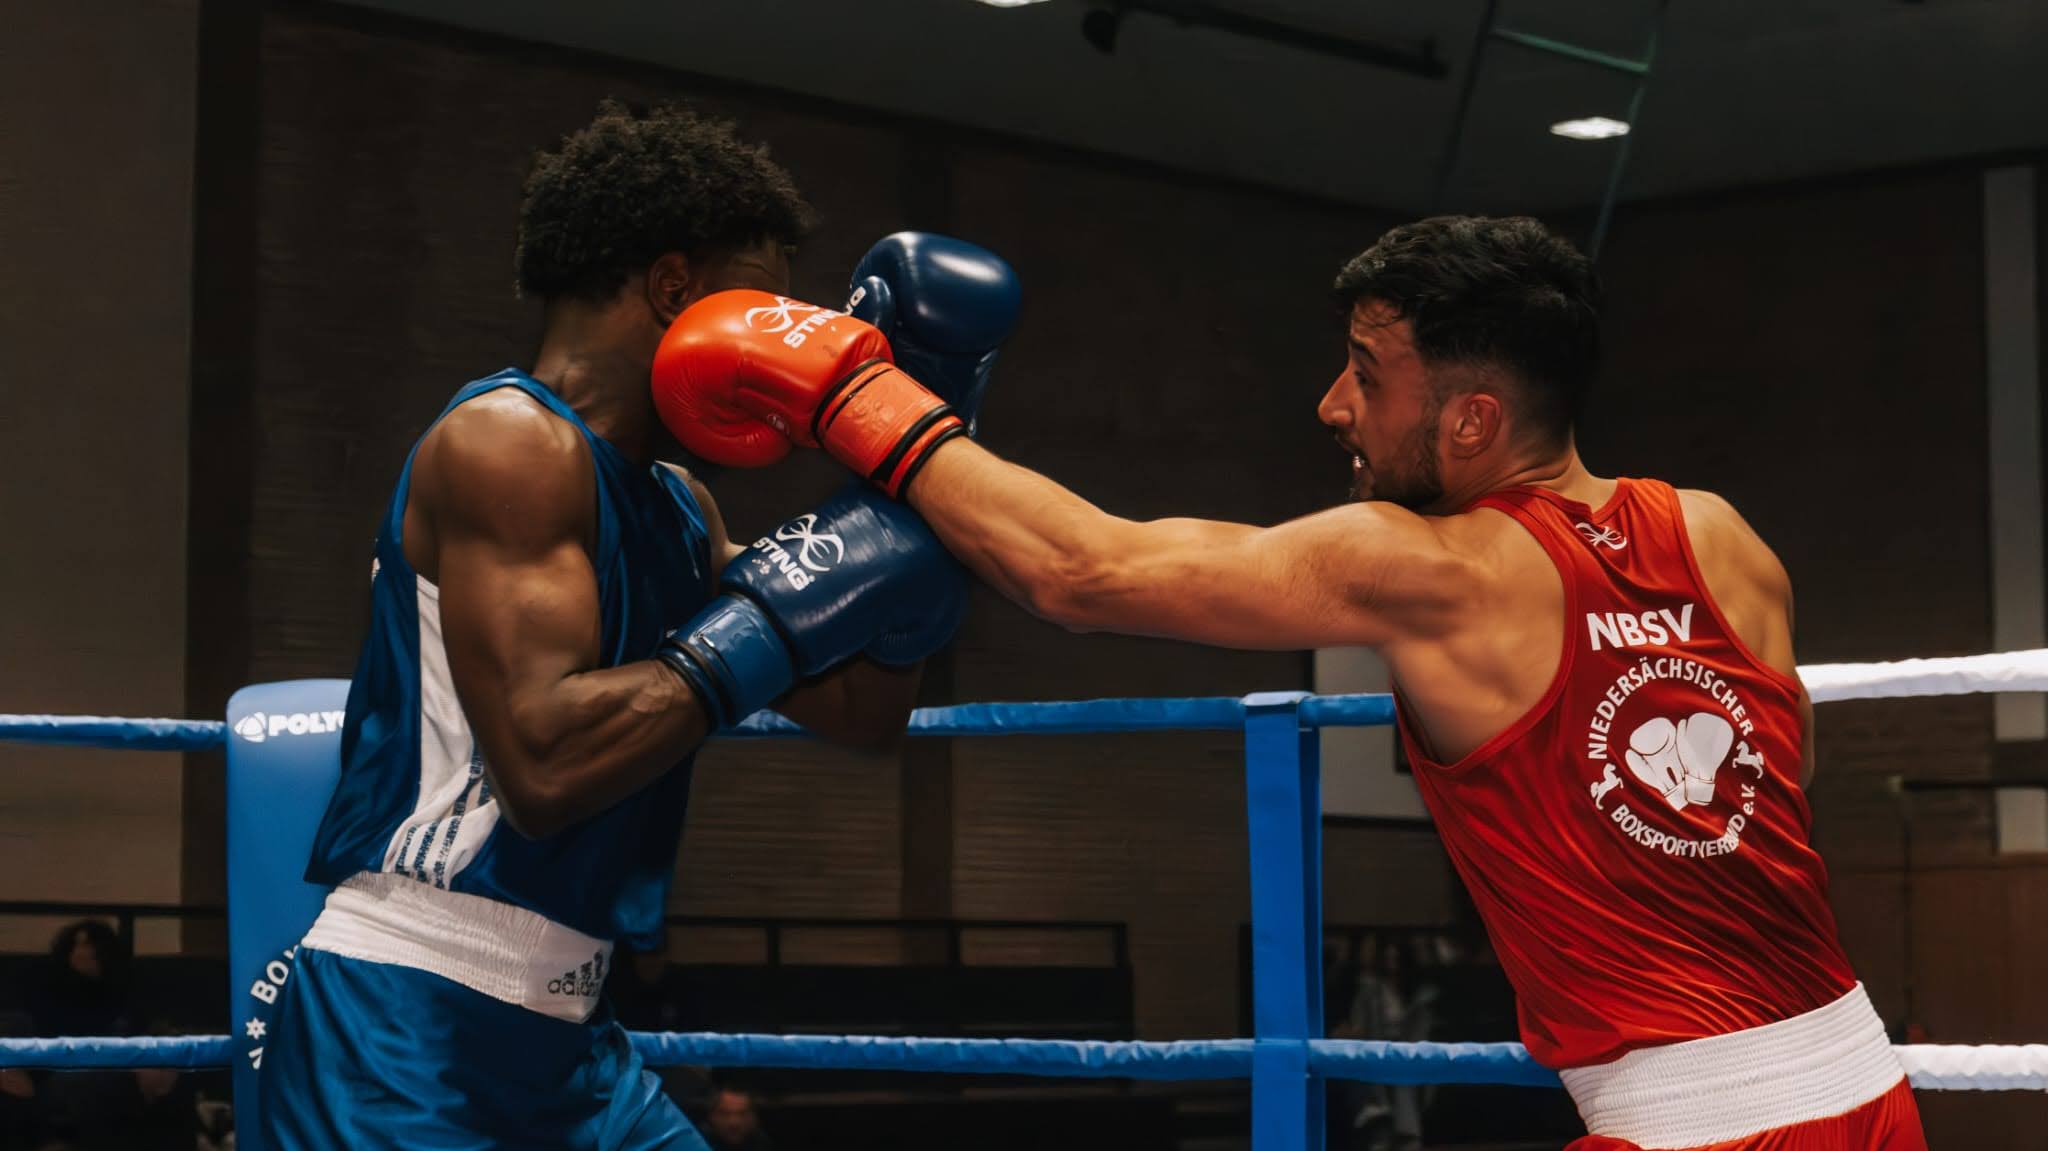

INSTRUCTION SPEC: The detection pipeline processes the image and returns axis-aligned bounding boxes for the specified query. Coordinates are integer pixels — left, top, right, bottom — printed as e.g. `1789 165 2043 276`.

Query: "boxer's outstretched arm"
421 398 713 839
906 440 1474 650
677 469 921 750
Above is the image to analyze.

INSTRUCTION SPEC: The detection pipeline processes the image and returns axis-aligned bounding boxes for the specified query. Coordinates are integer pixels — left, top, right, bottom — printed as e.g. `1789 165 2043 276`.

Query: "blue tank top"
307 370 714 947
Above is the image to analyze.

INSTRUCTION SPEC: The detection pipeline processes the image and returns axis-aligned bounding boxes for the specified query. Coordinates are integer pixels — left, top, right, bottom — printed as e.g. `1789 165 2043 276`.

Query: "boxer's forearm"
907 440 1465 649
906 439 1118 625
482 660 713 839
906 440 1256 633
776 657 923 751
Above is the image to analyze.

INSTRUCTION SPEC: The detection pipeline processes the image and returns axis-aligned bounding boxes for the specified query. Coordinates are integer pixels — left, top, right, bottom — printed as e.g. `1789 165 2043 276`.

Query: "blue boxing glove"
657 486 967 727
847 232 1022 437
831 233 1019 666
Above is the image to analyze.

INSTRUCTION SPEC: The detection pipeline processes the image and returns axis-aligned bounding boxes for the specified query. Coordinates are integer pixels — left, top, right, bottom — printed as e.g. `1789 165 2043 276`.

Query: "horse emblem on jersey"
1589 764 1624 810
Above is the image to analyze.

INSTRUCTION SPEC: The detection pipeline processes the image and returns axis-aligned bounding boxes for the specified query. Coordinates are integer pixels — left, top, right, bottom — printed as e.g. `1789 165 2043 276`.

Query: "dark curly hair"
1333 216 1601 446
516 101 813 302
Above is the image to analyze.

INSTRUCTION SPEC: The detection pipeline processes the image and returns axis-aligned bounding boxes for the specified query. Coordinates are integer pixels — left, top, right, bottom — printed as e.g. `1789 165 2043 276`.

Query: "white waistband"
1558 983 1903 1149
301 872 612 1024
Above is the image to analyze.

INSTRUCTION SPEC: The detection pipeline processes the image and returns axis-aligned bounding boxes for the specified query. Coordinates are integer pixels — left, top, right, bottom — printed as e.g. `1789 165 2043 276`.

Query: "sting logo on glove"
746 513 850 591
742 296 842 348
658 486 969 729
776 514 846 573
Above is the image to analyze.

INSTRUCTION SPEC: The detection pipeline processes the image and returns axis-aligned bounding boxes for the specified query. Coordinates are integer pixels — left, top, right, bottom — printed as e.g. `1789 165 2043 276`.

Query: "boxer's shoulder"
1428 501 1557 587
1675 488 1796 668
413 389 594 541
1674 488 1791 596
434 386 582 454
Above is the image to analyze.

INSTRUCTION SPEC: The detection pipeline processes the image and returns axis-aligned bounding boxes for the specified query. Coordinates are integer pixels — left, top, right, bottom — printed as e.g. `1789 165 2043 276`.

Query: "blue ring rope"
0 1033 1546 1083
1307 1039 1560 1087
631 1034 1254 1079
0 694 1393 751
0 715 230 751
0 1035 238 1070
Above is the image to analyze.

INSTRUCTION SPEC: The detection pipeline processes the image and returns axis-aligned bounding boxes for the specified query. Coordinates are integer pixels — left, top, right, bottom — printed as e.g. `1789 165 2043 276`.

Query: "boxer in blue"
256 102 1019 1150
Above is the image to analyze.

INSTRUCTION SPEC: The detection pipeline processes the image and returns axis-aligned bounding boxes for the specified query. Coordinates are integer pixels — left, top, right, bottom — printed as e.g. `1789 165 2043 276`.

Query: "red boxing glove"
651 290 964 496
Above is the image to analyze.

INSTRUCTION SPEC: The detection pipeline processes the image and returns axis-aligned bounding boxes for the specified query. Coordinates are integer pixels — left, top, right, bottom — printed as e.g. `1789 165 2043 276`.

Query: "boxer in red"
650 215 1927 1149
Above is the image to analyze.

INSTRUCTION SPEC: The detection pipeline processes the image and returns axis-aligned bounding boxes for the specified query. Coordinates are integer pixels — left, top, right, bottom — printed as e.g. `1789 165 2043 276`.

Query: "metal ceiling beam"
1090 0 1448 79
1432 0 1675 259
1490 27 1650 76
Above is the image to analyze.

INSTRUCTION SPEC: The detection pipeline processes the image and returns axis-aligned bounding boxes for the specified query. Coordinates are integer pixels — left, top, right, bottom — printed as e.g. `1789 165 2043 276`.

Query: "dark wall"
0 0 198 951
154 0 2045 1107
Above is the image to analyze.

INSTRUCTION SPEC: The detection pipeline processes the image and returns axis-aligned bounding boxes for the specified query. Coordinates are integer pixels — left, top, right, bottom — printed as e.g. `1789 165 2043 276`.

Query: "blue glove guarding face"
657 485 967 727
662 234 1019 726
847 232 1022 437
832 233 1019 668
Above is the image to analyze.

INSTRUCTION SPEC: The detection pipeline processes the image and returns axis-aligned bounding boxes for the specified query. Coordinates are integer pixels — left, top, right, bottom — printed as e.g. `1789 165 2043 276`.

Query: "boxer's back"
1388 477 1851 1069
1392 480 1802 772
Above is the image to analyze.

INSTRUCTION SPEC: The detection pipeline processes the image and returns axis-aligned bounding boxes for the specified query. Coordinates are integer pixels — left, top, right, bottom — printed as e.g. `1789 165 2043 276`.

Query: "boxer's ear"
646 252 695 325
1446 390 1505 460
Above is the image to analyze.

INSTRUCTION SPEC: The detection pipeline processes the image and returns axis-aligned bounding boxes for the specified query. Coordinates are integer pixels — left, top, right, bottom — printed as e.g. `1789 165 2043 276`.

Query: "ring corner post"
1242 691 1326 1151
224 678 351 1151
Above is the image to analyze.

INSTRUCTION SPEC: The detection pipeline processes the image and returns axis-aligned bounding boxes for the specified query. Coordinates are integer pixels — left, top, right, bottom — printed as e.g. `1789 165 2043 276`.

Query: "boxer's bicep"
428 416 606 774
439 483 711 834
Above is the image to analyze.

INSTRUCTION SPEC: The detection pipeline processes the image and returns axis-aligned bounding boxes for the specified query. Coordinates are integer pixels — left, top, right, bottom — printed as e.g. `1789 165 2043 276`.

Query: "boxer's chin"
1348 456 1371 503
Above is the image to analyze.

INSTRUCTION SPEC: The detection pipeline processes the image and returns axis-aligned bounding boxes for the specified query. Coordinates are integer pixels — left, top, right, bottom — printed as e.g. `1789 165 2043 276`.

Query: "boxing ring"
7 650 2048 1149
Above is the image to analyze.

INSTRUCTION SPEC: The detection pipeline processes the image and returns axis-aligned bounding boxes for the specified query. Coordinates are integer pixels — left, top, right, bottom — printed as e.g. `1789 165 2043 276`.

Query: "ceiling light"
975 0 1053 7
1550 117 1630 141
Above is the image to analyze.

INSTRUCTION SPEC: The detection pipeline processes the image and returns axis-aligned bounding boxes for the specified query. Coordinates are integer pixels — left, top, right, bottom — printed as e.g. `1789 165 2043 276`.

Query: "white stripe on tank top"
380 574 500 887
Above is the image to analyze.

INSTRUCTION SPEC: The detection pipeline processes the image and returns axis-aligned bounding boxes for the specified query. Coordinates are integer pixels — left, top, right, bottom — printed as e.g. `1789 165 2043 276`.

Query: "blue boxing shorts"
256 879 709 1151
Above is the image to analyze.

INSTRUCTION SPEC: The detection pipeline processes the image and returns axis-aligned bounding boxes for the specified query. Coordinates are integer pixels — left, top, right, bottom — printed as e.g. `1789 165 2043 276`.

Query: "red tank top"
1396 478 1855 1069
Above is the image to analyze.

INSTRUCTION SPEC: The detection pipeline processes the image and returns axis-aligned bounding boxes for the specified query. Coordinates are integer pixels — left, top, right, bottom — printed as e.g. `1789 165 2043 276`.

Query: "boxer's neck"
1433 440 1600 514
530 300 662 465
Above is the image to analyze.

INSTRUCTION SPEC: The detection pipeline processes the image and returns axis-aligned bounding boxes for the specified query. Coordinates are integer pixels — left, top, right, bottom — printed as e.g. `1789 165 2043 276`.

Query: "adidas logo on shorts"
547 950 609 998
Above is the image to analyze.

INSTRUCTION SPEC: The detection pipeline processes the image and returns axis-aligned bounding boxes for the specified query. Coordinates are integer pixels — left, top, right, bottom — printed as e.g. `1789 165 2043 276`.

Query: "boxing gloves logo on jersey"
1624 712 1734 812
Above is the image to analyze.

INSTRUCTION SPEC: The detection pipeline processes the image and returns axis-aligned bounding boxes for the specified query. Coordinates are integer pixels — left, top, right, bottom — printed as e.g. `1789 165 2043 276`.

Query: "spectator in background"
609 942 685 1033
702 1085 772 1151
0 1011 48 1151
1323 940 1360 1038
1336 935 1422 1151
0 1066 37 1151
35 1022 213 1151
608 940 713 1115
33 924 128 1040
38 1067 197 1151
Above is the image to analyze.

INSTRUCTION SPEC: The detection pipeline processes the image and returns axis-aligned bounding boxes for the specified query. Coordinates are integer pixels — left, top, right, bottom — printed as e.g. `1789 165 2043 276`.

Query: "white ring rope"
1802 648 2048 703
1900 1044 2048 1091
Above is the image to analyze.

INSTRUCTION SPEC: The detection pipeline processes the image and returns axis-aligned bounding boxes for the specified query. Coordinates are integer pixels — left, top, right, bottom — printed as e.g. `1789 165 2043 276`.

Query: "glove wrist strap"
657 597 795 728
816 361 964 497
